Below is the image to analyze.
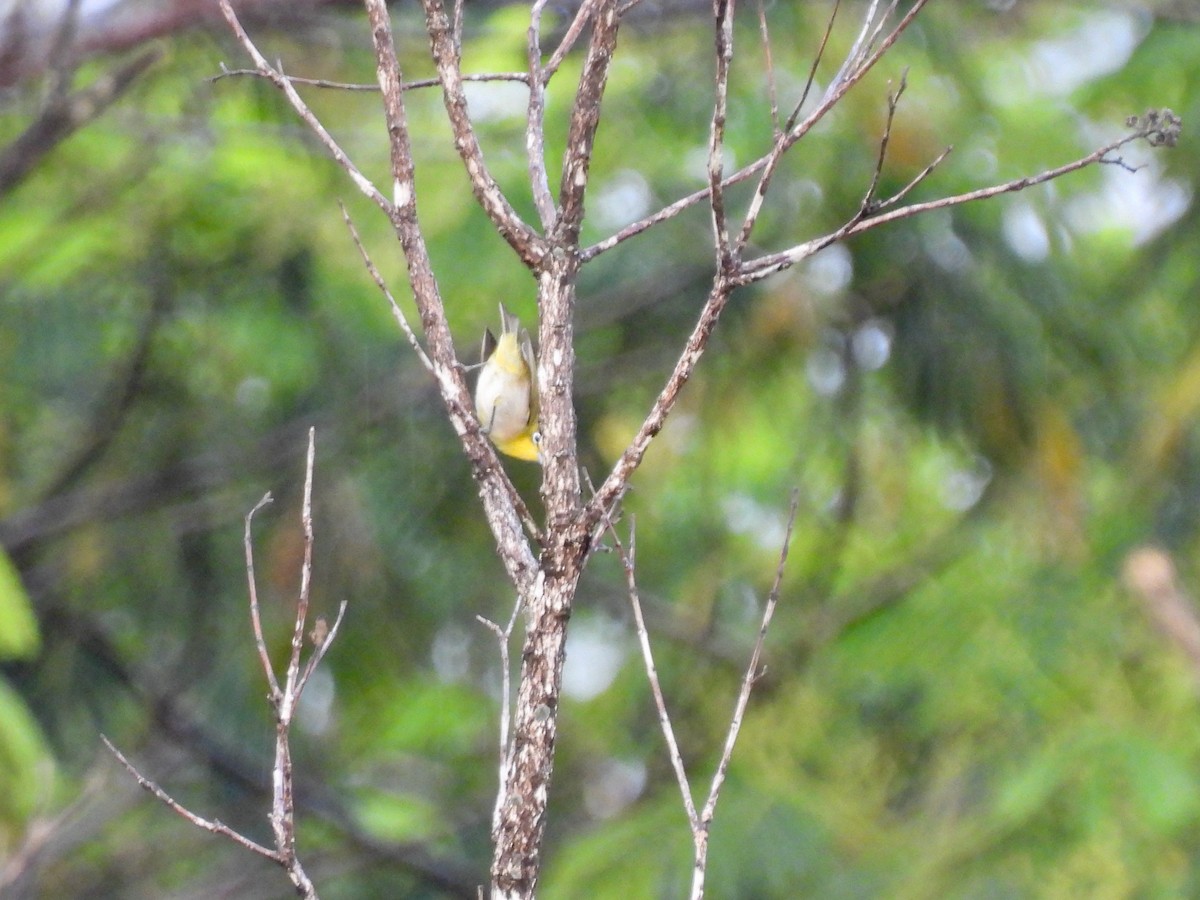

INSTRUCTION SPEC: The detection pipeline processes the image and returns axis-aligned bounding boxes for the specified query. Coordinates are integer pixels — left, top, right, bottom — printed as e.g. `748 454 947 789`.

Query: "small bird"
475 304 541 462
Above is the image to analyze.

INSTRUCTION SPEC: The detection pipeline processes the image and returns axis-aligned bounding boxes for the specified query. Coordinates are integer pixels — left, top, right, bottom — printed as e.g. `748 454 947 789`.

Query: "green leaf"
0 547 38 660
0 676 53 837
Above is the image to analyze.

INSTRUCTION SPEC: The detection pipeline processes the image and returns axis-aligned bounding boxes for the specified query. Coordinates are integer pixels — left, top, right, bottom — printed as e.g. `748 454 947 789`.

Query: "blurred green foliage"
1 2 1199 897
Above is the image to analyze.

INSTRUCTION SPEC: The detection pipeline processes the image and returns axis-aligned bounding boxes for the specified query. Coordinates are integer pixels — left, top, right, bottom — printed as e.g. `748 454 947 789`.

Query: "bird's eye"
532 431 543 445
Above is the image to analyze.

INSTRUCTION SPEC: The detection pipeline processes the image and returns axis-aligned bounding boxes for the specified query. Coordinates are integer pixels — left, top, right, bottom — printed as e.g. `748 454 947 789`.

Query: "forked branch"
739 113 1180 285
607 494 800 899
105 428 346 900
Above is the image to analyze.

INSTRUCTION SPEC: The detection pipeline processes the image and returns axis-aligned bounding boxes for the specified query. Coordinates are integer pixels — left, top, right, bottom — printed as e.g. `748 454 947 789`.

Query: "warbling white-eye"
474 304 541 462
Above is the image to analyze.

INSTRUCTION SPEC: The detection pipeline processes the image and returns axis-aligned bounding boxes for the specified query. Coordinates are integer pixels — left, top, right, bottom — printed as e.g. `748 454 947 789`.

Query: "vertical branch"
526 0 557 230
707 0 735 272
540 0 620 495
479 598 523 832
280 429 317 706
268 427 318 898
245 492 280 694
554 0 620 243
755 0 780 137
490 5 623 897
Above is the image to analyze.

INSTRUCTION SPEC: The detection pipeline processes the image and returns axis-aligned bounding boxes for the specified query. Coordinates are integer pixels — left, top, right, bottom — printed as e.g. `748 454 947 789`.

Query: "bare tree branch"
101 736 281 862
555 0 621 244
210 63 530 91
583 274 731 542
755 0 780 137
738 122 1171 285
339 202 435 375
579 1 928 262
781 0 841 136
244 491 280 696
734 0 930 253
107 429 341 899
218 0 388 210
610 518 698 825
606 493 799 898
526 0 558 230
360 0 539 594
857 68 908 215
62 596 477 896
419 0 547 268
707 0 735 273
690 491 798 898
479 597 523 833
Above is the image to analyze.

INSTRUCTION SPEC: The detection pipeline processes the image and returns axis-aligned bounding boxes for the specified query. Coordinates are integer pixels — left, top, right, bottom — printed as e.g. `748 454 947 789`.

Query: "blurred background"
0 0 1198 897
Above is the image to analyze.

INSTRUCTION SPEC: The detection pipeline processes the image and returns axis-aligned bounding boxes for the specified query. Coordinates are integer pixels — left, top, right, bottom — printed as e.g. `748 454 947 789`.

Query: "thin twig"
606 492 799 900
854 68 907 214
211 64 530 91
581 164 761 261
738 125 1161 284
782 0 840 135
299 598 349 693
830 0 895 88
218 0 388 211
860 1 905 70
107 432 341 899
609 518 698 827
583 0 930 262
479 596 523 832
583 276 733 539
244 491 280 695
339 202 435 374
734 0 931 253
756 0 780 137
835 0 879 79
700 491 798 818
690 490 799 900
871 145 953 213
102 736 280 862
281 428 317 710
